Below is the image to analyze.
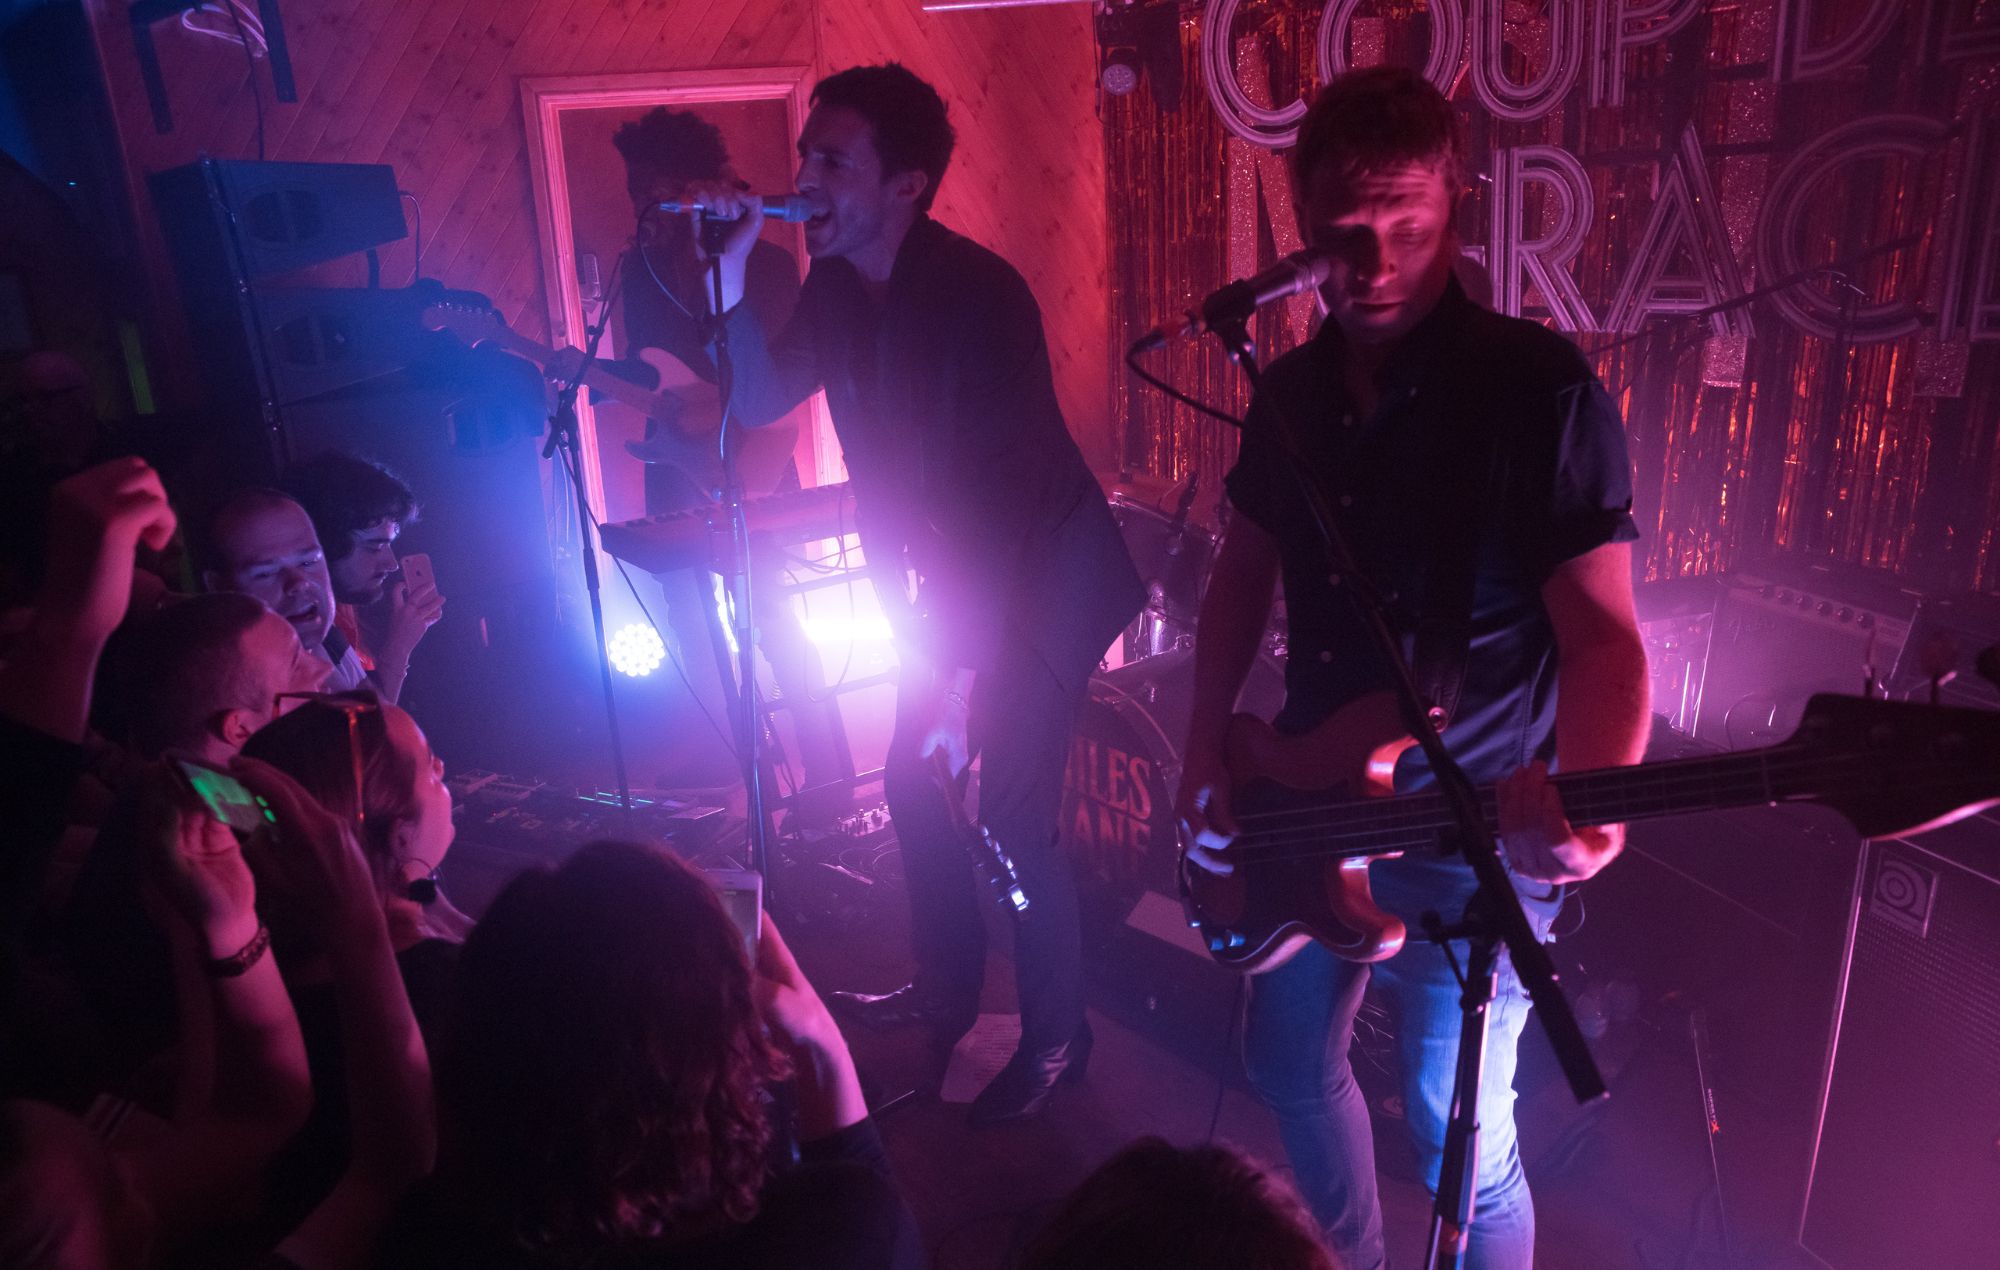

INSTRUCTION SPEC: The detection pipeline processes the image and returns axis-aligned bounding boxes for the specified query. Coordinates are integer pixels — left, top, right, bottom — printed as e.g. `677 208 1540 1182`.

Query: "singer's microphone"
656 194 815 223
1129 234 1358 354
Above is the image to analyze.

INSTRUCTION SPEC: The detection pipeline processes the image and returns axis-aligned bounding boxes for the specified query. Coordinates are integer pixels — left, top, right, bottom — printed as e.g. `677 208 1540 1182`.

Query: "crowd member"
685 64 1143 1123
239 691 468 1010
0 758 434 1270
1020 1137 1338 1270
96 593 330 766
382 840 922 1270
0 458 175 1025
280 452 443 706
1177 68 1649 1268
199 489 366 693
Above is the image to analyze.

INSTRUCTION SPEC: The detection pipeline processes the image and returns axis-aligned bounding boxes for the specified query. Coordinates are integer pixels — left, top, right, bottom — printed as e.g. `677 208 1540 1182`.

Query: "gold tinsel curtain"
1105 0 2000 593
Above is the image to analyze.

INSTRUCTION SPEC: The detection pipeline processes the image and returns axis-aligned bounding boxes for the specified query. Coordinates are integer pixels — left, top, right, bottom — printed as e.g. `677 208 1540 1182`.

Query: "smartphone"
169 759 277 840
399 552 436 596
704 867 763 960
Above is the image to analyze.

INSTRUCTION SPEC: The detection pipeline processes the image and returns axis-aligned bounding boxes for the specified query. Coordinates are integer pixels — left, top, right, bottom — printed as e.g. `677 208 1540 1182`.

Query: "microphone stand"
1200 312 1606 1270
546 254 634 819
700 225 772 886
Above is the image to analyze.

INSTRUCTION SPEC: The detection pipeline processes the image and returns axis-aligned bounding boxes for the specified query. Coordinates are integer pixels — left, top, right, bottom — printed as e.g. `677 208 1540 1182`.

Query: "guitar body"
1183 691 1417 974
617 348 800 501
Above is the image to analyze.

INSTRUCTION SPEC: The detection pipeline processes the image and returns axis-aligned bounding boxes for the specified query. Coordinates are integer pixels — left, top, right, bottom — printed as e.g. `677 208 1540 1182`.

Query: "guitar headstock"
1786 693 2000 838
420 287 507 348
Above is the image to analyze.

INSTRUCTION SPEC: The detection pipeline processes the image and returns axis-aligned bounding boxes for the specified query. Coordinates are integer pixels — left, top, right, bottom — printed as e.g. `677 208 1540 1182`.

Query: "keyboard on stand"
599 482 857 574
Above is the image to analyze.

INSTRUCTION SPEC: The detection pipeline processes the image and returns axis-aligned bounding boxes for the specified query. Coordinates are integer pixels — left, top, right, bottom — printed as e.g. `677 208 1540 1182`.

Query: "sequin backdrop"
1107 0 2000 592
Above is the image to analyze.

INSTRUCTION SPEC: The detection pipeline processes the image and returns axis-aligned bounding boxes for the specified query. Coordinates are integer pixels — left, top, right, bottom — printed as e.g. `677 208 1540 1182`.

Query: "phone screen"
173 760 276 839
703 867 762 960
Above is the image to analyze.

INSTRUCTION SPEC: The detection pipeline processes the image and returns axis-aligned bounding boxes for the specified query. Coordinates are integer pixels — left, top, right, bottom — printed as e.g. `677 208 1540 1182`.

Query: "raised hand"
44 456 177 643
139 763 260 957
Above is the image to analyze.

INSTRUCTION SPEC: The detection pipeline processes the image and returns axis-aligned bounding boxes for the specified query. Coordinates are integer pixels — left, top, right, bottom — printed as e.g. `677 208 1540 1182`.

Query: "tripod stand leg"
1426 932 1500 1270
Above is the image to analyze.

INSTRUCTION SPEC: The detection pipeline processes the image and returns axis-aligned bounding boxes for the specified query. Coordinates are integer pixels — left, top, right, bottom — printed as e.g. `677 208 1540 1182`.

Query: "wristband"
206 924 271 978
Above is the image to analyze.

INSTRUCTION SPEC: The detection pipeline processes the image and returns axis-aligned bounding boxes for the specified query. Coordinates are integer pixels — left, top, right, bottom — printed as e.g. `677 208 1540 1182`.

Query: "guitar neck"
1255 741 1856 859
481 325 667 416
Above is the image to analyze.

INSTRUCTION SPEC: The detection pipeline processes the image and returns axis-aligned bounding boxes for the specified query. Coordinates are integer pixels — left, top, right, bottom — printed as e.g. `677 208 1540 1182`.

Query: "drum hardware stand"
1201 310 1607 1270
546 246 635 820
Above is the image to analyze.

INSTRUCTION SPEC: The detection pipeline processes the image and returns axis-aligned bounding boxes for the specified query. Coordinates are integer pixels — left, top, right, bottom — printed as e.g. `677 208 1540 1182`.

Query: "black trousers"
883 638 1090 1053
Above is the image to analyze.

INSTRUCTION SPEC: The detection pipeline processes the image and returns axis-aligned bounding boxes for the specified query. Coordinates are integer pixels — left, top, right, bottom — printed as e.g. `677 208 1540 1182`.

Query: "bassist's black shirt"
1225 276 1638 792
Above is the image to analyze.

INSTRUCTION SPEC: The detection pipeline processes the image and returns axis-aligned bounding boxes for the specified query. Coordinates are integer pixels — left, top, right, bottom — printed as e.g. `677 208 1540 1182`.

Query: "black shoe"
966 1020 1093 1127
828 983 960 1032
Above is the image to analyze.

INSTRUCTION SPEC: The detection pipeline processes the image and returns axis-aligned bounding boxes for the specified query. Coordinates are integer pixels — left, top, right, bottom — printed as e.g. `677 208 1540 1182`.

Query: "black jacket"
726 215 1142 688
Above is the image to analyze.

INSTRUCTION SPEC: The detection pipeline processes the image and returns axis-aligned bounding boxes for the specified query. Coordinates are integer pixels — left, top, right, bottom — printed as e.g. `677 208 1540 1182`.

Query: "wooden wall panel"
83 0 1111 462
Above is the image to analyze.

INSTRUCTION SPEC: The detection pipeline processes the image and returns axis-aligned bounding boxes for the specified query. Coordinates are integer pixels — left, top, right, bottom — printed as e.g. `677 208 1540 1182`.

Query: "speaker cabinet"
1798 816 2000 1269
1694 565 1918 750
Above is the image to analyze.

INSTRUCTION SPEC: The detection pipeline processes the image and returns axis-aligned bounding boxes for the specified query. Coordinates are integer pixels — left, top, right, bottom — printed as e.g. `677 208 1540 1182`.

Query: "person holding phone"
281 452 445 706
380 840 920 1270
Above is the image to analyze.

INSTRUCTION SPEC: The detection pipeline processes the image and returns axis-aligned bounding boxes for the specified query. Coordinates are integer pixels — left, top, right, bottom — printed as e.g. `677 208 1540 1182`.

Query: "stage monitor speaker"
152 159 405 280
1693 562 1919 750
1798 815 2000 1270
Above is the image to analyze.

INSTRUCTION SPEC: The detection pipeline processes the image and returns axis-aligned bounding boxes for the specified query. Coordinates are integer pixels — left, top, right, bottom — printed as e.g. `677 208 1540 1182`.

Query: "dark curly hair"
811 63 955 213
1292 65 1467 197
437 840 790 1254
279 452 418 565
1022 1137 1337 1270
612 106 730 182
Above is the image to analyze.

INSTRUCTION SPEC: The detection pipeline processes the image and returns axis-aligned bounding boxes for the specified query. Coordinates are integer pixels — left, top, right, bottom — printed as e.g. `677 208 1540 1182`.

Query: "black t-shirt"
378 1118 923 1270
1225 277 1638 791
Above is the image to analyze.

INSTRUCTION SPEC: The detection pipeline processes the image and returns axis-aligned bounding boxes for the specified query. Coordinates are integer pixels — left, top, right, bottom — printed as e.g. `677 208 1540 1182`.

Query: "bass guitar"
1186 690 2000 973
421 295 799 499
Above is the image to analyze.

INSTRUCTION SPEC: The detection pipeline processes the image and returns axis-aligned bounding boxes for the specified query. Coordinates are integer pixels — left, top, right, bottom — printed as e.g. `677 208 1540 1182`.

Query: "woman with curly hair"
384 840 920 1269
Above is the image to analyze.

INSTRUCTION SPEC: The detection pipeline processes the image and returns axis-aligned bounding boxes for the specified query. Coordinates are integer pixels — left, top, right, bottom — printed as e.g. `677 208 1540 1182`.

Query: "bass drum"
1061 648 1287 938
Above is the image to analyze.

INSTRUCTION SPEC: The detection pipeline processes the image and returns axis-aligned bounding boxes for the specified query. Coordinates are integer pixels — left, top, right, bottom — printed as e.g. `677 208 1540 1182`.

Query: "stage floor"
445 781 1830 1270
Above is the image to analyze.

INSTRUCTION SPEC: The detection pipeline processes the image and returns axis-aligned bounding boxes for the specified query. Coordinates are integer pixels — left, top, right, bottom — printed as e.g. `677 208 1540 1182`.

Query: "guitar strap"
1404 361 1504 733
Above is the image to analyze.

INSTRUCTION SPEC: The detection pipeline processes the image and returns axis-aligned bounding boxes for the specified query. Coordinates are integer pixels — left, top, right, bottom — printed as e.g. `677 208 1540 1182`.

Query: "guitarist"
1176 70 1650 1269
552 107 853 799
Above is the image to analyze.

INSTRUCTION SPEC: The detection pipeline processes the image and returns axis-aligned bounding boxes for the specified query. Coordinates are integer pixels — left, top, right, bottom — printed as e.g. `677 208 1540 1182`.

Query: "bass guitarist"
1176 69 1651 1269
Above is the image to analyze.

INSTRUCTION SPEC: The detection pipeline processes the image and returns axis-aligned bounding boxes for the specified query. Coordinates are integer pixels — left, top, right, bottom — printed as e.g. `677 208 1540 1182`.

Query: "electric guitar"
421 295 799 499
932 752 1030 922
1185 690 2000 973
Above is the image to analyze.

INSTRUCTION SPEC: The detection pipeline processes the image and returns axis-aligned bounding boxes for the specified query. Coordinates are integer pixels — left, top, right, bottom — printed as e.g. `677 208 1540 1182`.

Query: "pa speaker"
152 159 405 280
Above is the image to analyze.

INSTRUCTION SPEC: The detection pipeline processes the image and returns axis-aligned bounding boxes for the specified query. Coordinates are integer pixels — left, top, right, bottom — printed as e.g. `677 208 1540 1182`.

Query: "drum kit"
1062 475 1288 941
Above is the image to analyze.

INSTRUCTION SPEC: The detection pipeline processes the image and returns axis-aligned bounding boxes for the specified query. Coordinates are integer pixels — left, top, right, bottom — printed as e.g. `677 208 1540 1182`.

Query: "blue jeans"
1242 854 1562 1270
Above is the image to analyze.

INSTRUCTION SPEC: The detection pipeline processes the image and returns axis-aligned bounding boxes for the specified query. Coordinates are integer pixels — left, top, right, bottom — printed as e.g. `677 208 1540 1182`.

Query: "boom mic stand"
1198 312 1607 1270
547 250 634 818
700 227 772 885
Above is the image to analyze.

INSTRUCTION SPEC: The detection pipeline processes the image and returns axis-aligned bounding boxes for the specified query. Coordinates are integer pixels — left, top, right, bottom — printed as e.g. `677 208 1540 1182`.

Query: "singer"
1175 68 1649 1269
681 62 1143 1125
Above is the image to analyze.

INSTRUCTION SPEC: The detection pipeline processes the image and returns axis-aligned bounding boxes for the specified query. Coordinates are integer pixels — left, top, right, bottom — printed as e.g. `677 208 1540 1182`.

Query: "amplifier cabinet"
1798 816 2000 1269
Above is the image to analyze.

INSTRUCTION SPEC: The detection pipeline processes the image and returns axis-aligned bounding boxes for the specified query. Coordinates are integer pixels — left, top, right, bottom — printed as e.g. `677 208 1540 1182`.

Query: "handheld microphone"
656 194 815 223
1129 232 1360 354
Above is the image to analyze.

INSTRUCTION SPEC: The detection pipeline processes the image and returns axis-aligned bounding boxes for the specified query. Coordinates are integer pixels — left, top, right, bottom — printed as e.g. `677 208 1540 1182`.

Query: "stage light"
1101 45 1143 96
800 611 897 646
607 623 666 678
